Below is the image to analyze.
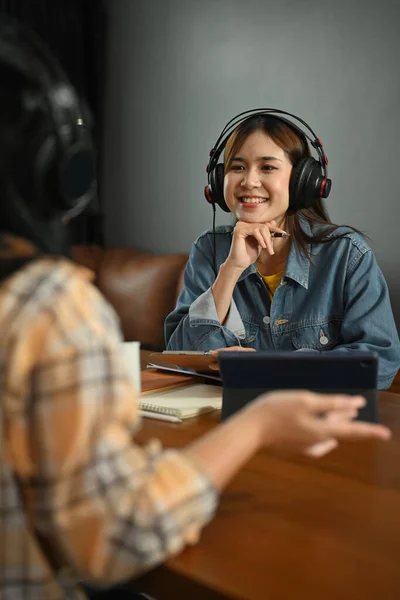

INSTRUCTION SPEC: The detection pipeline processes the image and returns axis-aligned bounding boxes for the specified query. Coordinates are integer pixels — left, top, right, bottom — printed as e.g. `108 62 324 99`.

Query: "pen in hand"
270 233 291 238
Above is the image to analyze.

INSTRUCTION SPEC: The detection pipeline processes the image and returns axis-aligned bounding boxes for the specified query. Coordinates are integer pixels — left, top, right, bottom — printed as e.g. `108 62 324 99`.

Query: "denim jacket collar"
238 217 311 290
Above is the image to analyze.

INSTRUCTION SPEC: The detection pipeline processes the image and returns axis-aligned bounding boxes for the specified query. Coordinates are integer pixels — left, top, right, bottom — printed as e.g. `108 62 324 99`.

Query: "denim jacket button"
263 316 270 325
320 335 329 345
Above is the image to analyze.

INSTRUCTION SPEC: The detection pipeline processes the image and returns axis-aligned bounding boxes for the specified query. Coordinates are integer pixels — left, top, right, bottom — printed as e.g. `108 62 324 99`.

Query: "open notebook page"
139 384 222 419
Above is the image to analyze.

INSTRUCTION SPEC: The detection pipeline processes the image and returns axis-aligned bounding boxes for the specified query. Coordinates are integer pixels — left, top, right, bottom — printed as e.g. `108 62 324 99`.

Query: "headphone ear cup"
207 163 230 212
24 131 95 219
17 122 56 218
56 139 96 214
289 157 328 210
22 121 96 220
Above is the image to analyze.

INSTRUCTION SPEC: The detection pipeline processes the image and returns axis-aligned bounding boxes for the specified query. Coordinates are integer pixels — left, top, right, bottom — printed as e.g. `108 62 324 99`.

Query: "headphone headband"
208 108 328 180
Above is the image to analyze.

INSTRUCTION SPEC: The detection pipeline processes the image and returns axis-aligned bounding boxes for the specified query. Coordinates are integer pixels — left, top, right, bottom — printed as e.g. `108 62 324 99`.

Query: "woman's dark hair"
224 115 365 260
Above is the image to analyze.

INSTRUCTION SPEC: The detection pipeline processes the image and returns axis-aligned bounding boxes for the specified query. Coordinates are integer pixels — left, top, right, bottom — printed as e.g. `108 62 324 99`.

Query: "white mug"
121 341 142 393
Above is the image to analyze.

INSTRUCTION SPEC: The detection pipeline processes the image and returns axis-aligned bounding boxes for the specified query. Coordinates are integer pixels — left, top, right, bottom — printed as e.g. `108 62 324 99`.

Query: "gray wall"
102 0 400 325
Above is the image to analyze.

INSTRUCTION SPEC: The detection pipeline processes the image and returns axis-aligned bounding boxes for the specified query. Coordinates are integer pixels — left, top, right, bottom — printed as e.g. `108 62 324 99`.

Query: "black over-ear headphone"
0 19 96 220
204 108 332 213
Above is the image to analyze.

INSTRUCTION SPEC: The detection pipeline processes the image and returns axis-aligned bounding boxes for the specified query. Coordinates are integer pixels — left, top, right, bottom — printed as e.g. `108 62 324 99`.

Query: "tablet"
217 351 378 423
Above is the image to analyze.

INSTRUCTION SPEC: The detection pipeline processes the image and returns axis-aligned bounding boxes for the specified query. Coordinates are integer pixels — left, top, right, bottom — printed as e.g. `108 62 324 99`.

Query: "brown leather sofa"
72 245 188 350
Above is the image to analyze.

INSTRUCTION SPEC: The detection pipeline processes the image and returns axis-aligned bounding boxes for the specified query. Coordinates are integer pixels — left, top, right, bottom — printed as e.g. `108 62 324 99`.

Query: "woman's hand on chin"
225 220 288 271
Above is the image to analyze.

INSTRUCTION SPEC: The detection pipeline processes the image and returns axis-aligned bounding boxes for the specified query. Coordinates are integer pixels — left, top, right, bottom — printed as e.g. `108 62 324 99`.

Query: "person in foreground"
0 17 392 600
165 109 400 389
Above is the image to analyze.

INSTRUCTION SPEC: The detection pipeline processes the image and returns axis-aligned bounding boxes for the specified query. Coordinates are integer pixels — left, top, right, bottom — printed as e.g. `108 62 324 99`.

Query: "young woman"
1 23 391 600
165 110 400 390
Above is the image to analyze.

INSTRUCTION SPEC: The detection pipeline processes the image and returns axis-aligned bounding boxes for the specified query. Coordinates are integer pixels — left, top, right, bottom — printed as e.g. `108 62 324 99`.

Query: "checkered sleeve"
17 262 218 585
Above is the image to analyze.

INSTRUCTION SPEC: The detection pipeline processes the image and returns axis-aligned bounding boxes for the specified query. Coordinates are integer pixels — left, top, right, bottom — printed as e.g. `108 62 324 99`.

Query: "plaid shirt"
0 235 217 600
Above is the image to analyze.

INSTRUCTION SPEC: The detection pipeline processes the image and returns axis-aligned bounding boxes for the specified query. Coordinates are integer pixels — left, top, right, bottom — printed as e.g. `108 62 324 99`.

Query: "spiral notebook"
139 384 222 420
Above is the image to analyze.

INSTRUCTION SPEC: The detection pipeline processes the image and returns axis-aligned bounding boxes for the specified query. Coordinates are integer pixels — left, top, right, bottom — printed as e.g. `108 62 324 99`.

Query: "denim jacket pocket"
291 318 342 351
238 317 258 347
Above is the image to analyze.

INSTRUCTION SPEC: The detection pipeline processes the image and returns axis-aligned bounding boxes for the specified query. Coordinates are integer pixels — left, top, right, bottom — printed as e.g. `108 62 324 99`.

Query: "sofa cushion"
72 246 188 349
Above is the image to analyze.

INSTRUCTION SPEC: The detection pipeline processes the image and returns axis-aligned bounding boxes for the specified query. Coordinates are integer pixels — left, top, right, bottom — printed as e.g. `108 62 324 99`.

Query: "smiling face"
223 130 293 227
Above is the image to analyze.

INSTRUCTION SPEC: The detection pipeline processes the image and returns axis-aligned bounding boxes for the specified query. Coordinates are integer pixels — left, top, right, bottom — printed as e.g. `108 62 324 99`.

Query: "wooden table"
132 354 400 600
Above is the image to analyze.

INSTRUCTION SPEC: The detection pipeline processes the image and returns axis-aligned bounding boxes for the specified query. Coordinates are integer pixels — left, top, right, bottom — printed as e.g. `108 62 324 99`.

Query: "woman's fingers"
235 221 290 258
305 393 366 414
210 346 256 354
208 346 255 369
252 228 268 250
293 393 391 441
257 225 274 255
325 407 359 422
260 224 290 255
326 421 392 441
304 438 339 457
208 362 220 371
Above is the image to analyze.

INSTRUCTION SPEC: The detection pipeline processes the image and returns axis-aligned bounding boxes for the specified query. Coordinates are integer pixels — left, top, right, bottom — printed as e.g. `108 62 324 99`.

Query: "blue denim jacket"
165 219 400 389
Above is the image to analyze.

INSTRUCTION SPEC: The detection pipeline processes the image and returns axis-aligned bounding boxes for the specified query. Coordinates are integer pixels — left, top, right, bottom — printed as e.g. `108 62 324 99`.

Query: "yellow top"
257 269 285 300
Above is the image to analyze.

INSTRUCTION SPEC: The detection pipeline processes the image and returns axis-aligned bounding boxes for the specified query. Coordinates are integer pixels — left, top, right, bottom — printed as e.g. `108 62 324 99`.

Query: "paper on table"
140 410 182 423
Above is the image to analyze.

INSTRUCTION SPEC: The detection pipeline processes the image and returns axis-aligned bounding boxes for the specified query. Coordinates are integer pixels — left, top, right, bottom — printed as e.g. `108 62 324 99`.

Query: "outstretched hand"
247 390 391 457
